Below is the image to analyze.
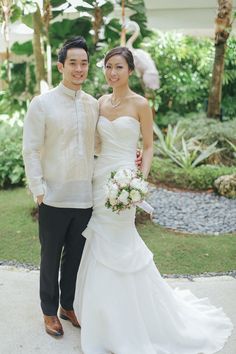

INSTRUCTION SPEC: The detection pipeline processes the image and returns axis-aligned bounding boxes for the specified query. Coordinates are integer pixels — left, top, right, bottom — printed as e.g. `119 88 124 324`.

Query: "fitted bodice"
83 115 153 274
97 115 140 161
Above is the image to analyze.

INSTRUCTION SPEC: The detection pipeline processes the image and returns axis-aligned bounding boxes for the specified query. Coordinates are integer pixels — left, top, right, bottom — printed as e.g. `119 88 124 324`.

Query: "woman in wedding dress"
77 47 233 354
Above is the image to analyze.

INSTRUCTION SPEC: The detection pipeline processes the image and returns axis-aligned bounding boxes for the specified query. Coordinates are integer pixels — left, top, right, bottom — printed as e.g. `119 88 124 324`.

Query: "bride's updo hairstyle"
104 47 135 71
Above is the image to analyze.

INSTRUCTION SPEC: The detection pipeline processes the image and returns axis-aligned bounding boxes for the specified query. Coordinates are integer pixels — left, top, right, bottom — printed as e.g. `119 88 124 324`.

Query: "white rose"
109 184 119 199
114 169 132 187
139 180 149 194
123 168 133 179
118 190 129 205
109 197 117 206
130 190 141 203
130 178 148 194
114 169 125 180
130 178 142 190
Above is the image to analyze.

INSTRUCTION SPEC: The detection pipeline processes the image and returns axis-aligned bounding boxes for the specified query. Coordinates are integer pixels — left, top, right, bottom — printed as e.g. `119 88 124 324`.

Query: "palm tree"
207 0 233 119
32 2 46 91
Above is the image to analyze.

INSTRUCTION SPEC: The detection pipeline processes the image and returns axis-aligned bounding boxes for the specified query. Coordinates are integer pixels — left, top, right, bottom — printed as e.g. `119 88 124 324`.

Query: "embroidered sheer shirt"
23 83 99 208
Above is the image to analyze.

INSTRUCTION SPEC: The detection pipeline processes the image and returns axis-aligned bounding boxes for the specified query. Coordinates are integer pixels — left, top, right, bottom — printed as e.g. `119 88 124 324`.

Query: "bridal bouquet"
105 168 149 213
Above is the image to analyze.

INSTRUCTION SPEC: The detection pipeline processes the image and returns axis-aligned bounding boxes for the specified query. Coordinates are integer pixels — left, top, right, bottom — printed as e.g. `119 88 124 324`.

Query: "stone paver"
0 266 235 354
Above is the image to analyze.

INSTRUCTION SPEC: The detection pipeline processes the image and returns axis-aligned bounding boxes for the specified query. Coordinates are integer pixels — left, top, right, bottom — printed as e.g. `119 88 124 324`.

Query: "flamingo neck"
126 31 139 48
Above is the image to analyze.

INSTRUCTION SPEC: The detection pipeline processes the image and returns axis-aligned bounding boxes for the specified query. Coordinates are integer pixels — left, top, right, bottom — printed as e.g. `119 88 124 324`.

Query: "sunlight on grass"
0 188 236 275
138 222 236 274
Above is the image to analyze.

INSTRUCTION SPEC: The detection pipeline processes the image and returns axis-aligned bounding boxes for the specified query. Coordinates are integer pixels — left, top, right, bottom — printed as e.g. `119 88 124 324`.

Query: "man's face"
57 48 89 90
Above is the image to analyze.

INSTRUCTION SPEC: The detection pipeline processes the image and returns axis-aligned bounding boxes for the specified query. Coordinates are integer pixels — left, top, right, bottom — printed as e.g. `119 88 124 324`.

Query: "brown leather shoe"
44 315 64 337
59 306 81 328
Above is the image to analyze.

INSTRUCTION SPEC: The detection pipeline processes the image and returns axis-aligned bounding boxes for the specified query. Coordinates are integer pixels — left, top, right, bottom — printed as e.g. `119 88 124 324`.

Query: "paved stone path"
0 266 235 354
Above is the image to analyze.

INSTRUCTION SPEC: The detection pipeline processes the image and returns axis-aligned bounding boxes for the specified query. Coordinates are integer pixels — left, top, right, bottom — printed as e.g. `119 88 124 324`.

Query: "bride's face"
104 55 131 88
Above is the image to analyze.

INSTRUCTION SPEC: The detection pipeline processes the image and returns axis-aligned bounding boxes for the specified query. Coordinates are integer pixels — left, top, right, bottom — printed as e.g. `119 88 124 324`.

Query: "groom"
23 37 99 337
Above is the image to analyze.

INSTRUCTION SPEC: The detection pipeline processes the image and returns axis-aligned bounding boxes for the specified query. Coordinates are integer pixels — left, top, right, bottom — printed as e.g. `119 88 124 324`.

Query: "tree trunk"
120 0 126 46
93 4 103 47
1 0 12 83
207 43 226 119
207 0 233 119
32 4 46 92
43 0 52 88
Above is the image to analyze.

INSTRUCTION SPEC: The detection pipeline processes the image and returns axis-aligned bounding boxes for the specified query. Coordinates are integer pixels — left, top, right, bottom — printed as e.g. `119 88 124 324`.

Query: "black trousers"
38 203 92 316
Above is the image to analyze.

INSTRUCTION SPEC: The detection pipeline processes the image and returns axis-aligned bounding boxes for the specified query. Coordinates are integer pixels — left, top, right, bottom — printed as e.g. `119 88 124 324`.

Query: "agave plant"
226 139 236 157
153 122 224 168
153 122 185 156
166 138 224 169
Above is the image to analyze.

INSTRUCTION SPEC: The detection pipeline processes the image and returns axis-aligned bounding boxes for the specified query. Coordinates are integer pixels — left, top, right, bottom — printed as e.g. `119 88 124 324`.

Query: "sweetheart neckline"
99 115 140 125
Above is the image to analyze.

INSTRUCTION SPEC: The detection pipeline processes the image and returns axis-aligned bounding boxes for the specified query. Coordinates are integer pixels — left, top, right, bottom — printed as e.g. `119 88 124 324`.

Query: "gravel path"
148 187 236 235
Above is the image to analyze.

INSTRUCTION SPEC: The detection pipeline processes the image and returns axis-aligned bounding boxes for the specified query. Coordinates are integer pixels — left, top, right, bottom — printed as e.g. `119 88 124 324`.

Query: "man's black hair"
58 36 89 64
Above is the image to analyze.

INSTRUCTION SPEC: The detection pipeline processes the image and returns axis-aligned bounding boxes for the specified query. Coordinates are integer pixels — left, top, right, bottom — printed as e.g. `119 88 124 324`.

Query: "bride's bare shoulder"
131 93 149 108
98 94 111 105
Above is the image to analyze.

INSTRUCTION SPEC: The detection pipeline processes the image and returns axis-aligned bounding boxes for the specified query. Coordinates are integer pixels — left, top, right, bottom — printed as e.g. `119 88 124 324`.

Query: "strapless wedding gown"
77 116 233 354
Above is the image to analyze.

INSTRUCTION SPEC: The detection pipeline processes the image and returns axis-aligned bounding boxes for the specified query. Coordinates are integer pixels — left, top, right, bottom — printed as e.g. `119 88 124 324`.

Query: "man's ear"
57 62 63 74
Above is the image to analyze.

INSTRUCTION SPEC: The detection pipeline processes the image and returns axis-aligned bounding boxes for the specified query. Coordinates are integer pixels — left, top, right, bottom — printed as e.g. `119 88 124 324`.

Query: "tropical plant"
154 120 224 169
226 139 236 157
0 119 25 187
146 31 236 118
179 115 236 148
150 156 236 190
153 122 185 156
146 32 214 115
166 139 224 169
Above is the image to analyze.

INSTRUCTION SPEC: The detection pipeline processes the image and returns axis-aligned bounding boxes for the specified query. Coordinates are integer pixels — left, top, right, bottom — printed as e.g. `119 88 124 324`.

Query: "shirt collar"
59 82 82 98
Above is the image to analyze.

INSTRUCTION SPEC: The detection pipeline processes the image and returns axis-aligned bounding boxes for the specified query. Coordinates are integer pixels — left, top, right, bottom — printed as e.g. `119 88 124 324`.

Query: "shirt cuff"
31 184 45 199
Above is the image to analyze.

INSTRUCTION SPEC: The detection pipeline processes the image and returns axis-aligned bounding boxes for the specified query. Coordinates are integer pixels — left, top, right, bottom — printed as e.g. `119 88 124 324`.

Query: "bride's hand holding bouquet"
105 168 153 215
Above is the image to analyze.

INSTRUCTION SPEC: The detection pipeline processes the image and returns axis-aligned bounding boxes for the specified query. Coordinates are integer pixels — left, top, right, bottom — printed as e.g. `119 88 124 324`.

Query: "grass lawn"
0 188 236 275
0 187 40 265
139 222 236 275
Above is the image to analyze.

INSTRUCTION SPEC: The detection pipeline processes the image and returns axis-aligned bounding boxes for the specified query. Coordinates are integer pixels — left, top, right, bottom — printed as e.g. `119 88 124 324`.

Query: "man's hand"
135 149 142 168
37 195 44 205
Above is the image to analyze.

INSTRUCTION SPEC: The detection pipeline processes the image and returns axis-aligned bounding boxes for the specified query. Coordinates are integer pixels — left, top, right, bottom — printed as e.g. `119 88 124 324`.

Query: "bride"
77 47 233 354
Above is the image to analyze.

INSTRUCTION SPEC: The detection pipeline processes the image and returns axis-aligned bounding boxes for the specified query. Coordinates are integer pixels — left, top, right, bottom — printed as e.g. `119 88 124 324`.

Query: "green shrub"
156 111 185 128
0 121 25 188
146 33 236 117
146 33 213 115
155 111 208 128
150 157 236 190
179 114 236 142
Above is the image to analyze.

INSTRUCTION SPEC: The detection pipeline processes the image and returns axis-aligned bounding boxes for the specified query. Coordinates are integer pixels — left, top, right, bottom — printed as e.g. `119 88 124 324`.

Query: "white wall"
144 0 236 36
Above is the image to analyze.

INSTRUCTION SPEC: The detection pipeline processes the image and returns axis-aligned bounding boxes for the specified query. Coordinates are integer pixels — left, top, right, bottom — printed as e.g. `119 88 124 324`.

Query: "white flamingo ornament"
125 21 160 90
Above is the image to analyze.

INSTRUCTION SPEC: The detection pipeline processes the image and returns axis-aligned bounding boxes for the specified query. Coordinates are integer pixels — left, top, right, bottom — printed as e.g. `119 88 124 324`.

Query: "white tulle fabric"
77 116 233 354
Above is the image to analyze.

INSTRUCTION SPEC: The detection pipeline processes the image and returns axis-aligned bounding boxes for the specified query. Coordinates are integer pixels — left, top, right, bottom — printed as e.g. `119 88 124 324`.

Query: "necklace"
110 95 121 108
110 92 132 108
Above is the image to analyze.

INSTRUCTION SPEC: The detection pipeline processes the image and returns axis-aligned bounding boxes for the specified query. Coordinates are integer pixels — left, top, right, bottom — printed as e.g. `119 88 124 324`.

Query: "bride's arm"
94 95 105 156
139 99 153 179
